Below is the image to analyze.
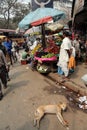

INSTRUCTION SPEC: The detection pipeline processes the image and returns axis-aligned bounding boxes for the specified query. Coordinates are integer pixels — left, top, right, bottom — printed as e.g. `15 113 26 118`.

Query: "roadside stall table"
35 54 58 73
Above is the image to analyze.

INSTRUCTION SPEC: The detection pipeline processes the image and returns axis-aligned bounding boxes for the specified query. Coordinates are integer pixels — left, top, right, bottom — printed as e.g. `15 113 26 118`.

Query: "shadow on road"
4 80 29 96
16 118 49 130
10 70 28 79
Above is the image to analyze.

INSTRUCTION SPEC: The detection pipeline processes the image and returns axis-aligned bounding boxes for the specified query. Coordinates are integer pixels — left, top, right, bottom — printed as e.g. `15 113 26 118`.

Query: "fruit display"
45 39 60 54
31 43 42 55
41 53 54 58
35 52 48 58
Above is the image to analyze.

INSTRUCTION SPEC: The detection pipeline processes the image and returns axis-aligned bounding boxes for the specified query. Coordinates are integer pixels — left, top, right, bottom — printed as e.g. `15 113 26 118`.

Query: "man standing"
57 31 72 78
0 50 8 100
0 38 10 81
73 34 80 64
3 37 13 65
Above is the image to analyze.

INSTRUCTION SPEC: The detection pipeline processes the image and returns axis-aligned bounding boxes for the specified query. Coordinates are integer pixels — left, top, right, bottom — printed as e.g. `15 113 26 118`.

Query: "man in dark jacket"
0 49 8 100
0 38 10 81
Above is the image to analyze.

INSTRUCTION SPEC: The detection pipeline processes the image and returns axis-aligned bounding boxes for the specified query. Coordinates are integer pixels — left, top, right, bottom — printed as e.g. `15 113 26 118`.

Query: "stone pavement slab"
47 63 87 96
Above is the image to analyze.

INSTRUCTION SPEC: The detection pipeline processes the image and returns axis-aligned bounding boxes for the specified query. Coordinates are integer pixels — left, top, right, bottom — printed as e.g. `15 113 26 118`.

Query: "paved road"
0 63 87 130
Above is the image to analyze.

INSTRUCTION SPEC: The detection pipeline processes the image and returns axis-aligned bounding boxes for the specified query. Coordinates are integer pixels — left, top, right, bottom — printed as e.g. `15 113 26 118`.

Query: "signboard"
31 0 53 11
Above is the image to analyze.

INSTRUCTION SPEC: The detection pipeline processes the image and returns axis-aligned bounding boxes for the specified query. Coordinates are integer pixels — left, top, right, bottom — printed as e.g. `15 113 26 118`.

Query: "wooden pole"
41 23 46 48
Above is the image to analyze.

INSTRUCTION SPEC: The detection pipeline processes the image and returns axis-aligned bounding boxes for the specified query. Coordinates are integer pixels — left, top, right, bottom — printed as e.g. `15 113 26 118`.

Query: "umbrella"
18 7 65 47
19 8 65 29
24 26 41 35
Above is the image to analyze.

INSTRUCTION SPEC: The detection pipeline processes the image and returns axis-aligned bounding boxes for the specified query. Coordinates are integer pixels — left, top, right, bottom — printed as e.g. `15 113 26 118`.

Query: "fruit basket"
37 64 51 73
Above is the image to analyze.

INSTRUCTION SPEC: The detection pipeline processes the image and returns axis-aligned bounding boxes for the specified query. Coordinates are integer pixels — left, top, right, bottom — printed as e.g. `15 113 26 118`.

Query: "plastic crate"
21 60 27 65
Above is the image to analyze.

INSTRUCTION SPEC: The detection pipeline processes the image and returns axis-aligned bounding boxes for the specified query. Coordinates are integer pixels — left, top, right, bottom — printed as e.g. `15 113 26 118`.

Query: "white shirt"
30 40 38 50
11 41 17 52
16 52 21 61
27 40 32 47
73 39 80 52
59 37 72 63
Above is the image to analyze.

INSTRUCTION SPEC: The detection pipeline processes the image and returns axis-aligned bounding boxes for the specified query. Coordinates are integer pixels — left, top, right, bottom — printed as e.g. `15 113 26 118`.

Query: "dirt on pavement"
0 62 87 130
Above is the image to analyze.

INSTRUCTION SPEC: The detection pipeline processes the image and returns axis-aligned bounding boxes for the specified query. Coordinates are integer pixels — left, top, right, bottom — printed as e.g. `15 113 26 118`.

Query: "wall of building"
53 0 72 22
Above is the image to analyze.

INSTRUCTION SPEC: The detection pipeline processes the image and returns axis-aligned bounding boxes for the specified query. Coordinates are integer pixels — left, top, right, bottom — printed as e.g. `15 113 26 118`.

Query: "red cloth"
72 32 75 40
31 16 52 26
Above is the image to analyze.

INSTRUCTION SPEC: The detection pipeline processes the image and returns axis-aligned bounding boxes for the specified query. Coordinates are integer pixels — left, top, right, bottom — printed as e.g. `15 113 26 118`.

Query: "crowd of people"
0 36 42 100
24 31 87 80
0 37 20 100
0 30 87 100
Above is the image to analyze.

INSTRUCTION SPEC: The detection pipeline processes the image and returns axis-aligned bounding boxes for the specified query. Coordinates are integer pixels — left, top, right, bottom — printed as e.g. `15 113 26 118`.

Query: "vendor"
22 47 31 63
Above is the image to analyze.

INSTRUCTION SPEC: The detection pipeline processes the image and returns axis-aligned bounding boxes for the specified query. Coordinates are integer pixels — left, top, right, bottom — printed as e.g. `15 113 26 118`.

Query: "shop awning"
74 9 87 23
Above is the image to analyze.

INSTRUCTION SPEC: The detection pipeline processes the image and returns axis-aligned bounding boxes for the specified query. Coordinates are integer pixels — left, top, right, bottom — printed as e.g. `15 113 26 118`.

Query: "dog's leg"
34 110 39 127
36 112 44 129
56 111 68 127
33 118 37 127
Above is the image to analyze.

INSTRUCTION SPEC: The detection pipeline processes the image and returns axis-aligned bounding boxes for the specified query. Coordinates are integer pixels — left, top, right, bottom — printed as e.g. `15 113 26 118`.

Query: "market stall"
18 4 66 73
35 52 57 73
29 34 63 74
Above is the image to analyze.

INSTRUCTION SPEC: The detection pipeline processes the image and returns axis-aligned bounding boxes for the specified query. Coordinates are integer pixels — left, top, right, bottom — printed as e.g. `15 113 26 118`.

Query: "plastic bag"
81 74 87 85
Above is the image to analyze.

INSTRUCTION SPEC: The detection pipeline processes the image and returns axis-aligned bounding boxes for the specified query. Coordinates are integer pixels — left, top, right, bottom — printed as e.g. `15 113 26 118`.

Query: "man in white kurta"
57 31 72 77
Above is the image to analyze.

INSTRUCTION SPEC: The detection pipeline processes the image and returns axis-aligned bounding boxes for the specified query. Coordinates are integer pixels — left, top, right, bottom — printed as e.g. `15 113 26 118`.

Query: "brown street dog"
34 102 69 129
